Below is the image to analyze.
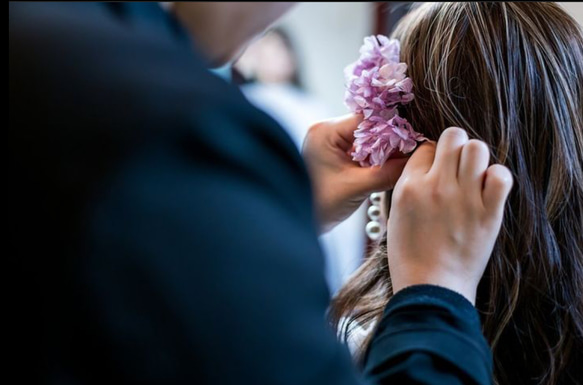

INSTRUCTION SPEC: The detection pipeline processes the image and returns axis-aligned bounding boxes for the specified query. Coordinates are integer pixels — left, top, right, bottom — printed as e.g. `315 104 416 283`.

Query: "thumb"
350 156 409 194
332 114 364 151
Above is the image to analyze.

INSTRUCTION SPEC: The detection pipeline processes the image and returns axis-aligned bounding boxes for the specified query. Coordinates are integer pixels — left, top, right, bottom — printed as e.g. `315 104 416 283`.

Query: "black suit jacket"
10 2 492 384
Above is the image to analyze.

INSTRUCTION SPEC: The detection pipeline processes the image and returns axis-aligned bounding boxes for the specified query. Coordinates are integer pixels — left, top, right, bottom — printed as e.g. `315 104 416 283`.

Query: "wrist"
391 270 478 305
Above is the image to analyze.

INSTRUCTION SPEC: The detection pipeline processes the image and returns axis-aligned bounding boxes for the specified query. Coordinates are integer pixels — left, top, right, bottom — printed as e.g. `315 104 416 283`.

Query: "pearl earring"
366 192 383 241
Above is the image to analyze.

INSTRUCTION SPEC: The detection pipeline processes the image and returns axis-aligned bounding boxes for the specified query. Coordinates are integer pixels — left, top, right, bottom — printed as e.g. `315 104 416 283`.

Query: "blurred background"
230 2 583 295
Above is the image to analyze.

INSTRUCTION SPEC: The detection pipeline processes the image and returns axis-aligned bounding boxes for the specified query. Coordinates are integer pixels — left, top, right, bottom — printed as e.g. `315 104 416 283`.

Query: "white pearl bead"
365 220 382 241
367 205 381 221
369 192 382 205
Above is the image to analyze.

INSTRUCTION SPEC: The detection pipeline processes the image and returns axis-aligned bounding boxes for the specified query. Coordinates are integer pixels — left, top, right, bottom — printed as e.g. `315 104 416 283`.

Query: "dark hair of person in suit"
329 3 583 385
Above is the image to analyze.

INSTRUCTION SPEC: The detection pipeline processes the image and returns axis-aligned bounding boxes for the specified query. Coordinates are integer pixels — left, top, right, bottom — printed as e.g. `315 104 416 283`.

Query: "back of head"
331 3 583 384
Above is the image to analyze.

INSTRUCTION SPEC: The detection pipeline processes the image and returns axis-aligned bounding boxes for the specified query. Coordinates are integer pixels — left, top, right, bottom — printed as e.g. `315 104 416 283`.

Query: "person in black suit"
10 2 512 384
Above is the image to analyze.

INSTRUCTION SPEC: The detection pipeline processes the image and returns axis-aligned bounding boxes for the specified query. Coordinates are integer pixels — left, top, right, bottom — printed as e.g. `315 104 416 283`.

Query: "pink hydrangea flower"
344 35 425 167
352 115 425 167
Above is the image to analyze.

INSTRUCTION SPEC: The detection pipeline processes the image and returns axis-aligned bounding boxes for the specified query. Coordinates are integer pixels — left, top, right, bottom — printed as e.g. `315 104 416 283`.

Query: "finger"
482 164 513 215
350 156 409 193
458 139 490 195
402 141 436 176
430 127 469 179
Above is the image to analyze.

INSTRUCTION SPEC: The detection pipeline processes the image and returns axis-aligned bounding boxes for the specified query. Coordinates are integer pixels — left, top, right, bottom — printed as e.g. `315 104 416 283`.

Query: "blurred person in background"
234 28 365 295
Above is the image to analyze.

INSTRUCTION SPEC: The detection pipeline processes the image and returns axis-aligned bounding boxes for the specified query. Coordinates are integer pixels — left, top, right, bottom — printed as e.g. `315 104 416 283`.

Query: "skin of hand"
386 127 513 304
302 114 409 233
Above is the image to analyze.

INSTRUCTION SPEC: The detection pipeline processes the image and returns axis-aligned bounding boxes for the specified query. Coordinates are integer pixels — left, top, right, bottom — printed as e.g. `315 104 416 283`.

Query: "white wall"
279 3 374 116
560 2 583 26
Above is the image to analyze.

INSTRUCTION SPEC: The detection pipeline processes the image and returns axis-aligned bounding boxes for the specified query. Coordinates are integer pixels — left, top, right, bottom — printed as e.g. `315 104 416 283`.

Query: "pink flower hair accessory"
344 35 425 167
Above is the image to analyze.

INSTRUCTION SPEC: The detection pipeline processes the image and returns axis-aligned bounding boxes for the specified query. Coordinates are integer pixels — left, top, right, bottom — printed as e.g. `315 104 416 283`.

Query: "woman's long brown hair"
329 3 583 384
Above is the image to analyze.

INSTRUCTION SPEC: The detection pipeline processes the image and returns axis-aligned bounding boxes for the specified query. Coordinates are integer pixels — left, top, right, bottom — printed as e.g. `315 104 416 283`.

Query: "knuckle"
410 141 436 161
432 179 455 202
307 121 325 136
488 164 513 188
442 126 468 141
393 178 418 205
465 139 489 156
489 174 505 188
431 186 447 202
418 141 437 151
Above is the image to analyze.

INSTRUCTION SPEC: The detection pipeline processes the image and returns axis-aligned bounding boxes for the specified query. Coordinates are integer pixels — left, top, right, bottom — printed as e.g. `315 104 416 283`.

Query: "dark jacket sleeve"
10 3 491 385
364 285 493 385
